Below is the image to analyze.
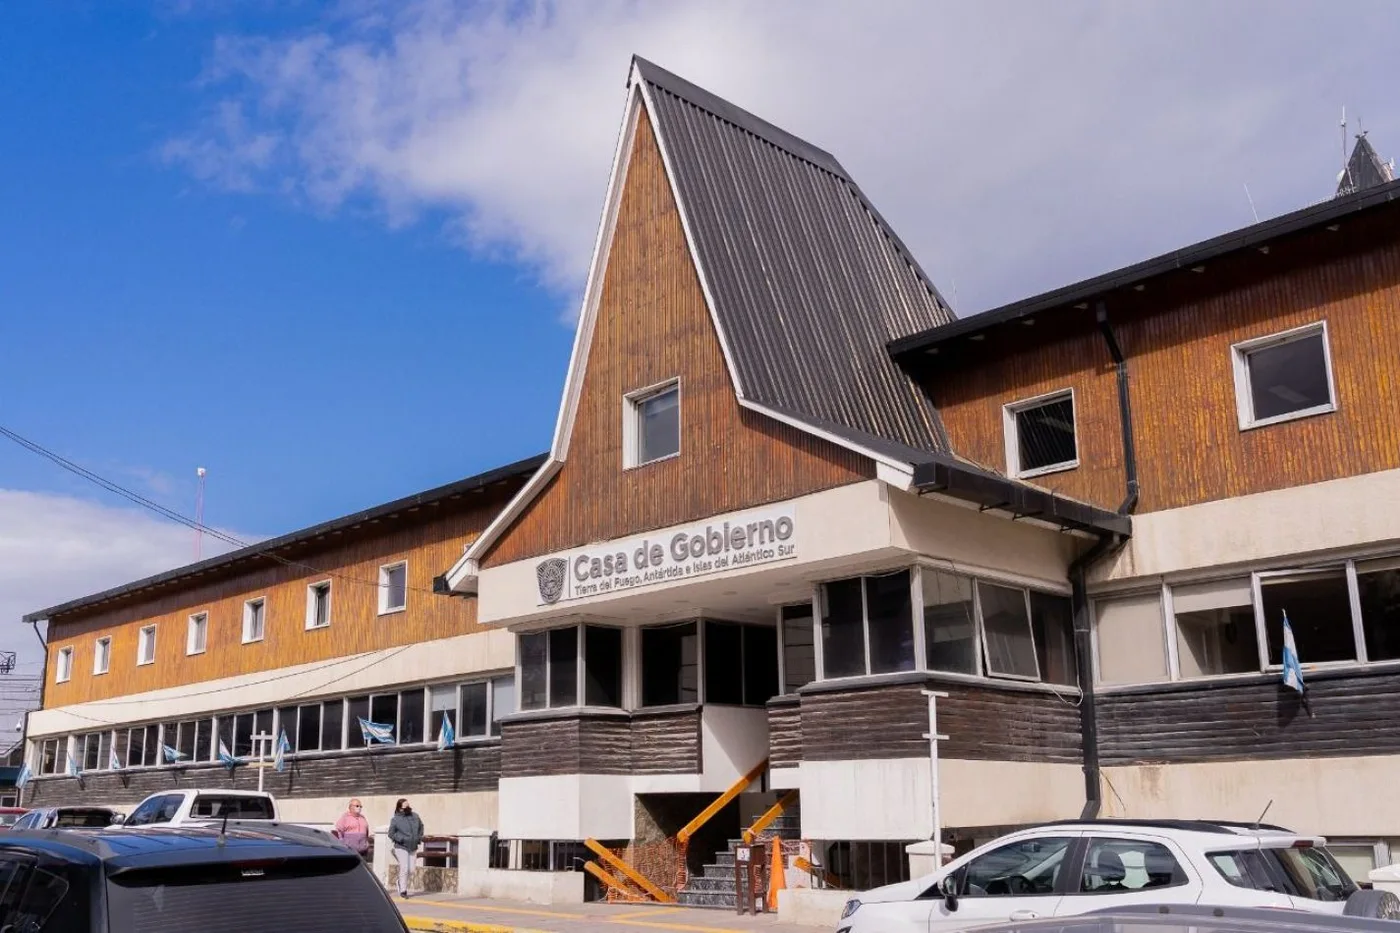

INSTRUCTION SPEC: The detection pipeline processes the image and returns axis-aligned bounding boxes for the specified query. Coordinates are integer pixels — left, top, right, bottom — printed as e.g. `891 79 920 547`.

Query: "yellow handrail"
584 860 647 900
677 757 769 845
583 838 674 903
743 789 799 845
794 855 841 889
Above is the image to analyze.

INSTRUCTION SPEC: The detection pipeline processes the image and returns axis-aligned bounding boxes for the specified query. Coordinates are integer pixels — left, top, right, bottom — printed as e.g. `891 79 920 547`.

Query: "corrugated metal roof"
634 57 954 453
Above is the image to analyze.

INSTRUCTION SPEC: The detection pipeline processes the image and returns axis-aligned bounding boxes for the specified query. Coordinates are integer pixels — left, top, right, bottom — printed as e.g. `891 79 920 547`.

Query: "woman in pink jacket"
333 798 371 858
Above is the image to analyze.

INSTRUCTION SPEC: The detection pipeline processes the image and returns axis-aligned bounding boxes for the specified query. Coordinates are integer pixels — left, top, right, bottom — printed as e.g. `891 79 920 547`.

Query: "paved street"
394 896 829 933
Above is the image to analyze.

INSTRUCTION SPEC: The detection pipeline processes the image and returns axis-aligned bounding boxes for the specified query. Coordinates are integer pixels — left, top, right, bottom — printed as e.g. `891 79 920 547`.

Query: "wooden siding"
23 743 500 808
483 110 873 568
499 707 703 777
1098 668 1400 766
800 678 1082 764
927 215 1400 513
44 495 512 706
631 706 702 774
767 696 802 769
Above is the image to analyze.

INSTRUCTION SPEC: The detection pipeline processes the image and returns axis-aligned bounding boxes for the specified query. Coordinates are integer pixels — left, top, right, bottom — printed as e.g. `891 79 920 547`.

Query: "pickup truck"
121 789 333 838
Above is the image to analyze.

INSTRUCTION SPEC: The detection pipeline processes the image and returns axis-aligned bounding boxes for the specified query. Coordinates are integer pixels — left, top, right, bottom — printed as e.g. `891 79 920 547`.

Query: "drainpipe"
1072 304 1141 819
22 620 47 806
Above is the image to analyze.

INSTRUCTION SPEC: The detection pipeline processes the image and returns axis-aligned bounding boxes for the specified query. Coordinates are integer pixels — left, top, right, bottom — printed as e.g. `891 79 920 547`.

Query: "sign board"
736 846 751 864
533 504 798 606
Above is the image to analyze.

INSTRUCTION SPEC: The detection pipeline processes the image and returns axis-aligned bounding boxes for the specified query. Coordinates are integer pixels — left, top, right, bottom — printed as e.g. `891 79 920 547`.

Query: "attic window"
1004 390 1078 478
1232 322 1336 429
624 379 680 468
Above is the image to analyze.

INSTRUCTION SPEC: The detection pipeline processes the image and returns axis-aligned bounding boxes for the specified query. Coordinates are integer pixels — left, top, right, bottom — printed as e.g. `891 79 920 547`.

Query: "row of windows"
1004 320 1336 478
33 673 513 776
1092 554 1400 685
515 565 1077 713
52 561 409 683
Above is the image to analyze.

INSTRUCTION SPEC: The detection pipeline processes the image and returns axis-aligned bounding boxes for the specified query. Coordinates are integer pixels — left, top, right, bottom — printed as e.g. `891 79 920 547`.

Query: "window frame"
622 378 681 469
55 646 73 684
242 597 266 644
1003 388 1079 479
93 637 111 676
1231 321 1337 430
306 580 332 630
185 612 205 657
516 623 627 711
379 560 408 615
141 624 160 665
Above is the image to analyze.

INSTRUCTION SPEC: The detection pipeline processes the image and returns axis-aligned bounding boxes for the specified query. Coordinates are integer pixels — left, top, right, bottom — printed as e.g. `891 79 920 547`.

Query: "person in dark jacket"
387 798 425 899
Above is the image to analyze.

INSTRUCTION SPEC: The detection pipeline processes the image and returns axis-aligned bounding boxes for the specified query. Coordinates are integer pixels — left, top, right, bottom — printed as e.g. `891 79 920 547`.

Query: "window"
242 598 266 643
347 696 369 743
1005 390 1078 477
1261 570 1355 665
922 570 978 675
820 571 915 678
140 724 159 767
641 621 699 707
1094 592 1167 685
1076 838 1186 893
548 628 578 706
322 699 345 751
97 731 113 771
398 689 425 744
1209 849 1283 891
1355 558 1400 662
83 733 101 772
39 739 59 775
625 380 680 467
297 705 322 752
193 719 213 762
1172 578 1259 678
379 561 408 614
430 685 457 742
1328 843 1387 884
185 613 204 656
584 625 623 707
1273 846 1357 902
191 794 275 820
55 646 73 683
1030 592 1077 687
93 637 111 675
461 682 489 737
780 604 815 693
520 627 577 710
277 707 299 751
233 712 254 758
704 621 777 706
952 836 1072 897
370 694 399 740
306 582 332 629
493 675 516 727
978 582 1039 680
1232 322 1336 429
175 721 195 762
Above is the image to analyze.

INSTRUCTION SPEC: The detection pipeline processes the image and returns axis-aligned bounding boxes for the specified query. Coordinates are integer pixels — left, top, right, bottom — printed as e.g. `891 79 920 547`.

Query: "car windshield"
106 855 404 933
190 795 274 819
0 813 21 827
1272 846 1357 902
53 809 118 828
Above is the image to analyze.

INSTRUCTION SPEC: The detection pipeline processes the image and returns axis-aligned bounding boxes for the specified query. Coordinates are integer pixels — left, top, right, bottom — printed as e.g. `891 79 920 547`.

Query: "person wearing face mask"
387 797 425 899
333 798 370 859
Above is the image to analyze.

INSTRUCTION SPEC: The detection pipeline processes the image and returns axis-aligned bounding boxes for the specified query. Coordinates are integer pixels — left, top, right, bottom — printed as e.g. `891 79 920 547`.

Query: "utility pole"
922 690 950 864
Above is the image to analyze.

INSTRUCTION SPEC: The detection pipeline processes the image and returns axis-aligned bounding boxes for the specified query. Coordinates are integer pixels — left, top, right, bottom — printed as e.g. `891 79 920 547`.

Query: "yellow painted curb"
402 917 551 933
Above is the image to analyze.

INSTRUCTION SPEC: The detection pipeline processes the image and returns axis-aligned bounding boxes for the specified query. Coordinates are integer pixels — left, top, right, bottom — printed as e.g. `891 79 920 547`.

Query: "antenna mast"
1341 107 1353 192
194 467 207 560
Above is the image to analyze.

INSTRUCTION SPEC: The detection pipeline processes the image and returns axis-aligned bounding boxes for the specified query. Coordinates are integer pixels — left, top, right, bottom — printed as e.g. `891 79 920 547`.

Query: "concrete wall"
459 868 586 904
700 705 768 785
498 774 634 840
778 888 852 927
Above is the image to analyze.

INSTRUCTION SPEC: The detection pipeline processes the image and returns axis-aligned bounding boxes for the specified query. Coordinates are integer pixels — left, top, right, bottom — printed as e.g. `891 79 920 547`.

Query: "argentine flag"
14 762 32 789
358 717 395 746
1281 611 1306 695
274 730 292 773
217 739 243 768
66 752 81 777
161 744 188 764
437 713 455 751
110 745 123 771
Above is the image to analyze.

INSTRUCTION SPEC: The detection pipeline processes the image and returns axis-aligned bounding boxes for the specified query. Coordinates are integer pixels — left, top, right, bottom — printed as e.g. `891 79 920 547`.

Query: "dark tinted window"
1272 846 1357 902
5 861 80 932
519 633 547 710
53 809 118 828
1209 850 1281 891
640 621 698 706
743 625 778 705
1015 395 1076 471
107 856 403 933
1261 571 1355 664
956 836 1072 897
398 690 424 744
584 625 623 707
1245 331 1332 422
780 604 815 693
461 682 488 737
322 701 344 751
1077 838 1186 893
867 570 914 674
704 621 743 705
191 795 274 820
1031 592 1078 686
548 627 578 707
299 705 322 751
821 578 865 678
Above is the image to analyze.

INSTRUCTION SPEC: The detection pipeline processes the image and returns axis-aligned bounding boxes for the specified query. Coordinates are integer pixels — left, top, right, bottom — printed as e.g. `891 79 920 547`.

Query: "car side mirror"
940 874 959 911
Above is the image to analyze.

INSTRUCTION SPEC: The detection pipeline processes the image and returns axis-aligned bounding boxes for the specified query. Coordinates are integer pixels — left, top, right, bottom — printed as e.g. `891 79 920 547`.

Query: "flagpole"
253 731 270 793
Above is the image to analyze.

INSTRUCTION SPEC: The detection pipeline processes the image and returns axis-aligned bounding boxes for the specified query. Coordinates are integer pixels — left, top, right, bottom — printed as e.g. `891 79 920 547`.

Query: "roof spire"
1336 122 1395 197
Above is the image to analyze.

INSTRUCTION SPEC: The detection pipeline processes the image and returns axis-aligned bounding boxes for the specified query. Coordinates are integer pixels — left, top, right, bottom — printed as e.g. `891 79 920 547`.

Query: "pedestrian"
333 797 370 860
388 797 425 899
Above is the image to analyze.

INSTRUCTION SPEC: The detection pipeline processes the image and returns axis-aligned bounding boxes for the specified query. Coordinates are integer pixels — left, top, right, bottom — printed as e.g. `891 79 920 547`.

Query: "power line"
0 423 450 602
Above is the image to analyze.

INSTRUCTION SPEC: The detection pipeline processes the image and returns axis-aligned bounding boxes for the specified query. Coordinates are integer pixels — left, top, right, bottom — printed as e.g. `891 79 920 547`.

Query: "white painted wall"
29 628 515 738
1096 466 1400 584
701 705 769 785
1102 756 1400 837
459 868 585 904
779 888 852 927
771 766 799 790
497 774 634 840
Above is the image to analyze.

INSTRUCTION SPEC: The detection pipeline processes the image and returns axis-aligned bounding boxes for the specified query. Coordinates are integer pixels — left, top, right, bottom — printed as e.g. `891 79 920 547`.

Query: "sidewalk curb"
402 917 550 933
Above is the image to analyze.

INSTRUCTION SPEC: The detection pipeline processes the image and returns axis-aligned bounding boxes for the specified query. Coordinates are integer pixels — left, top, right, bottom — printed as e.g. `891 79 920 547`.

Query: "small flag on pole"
14 762 32 789
358 718 395 746
110 745 123 771
1281 611 1305 695
274 730 291 773
437 713 455 751
217 739 243 768
161 744 188 764
66 752 81 777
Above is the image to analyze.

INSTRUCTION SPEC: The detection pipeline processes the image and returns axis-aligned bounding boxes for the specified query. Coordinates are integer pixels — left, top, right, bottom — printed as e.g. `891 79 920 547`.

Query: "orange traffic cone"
767 840 786 912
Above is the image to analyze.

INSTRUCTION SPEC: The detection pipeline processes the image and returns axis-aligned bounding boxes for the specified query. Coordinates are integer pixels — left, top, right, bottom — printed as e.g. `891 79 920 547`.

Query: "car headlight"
841 899 861 920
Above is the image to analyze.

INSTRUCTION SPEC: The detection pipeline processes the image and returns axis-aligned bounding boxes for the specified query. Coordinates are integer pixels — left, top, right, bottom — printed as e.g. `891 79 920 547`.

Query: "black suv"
0 821 408 932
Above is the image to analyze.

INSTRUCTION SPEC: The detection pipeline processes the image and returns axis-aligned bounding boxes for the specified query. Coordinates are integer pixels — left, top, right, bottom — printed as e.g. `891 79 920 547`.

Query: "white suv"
838 820 1365 933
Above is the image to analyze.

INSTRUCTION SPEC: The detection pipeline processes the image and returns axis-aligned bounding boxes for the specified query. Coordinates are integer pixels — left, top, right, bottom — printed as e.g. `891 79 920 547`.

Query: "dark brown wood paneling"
23 743 500 808
631 707 701 774
767 697 802 769
926 214 1400 514
1099 668 1400 765
580 718 633 773
45 491 521 707
801 678 1082 764
482 109 873 568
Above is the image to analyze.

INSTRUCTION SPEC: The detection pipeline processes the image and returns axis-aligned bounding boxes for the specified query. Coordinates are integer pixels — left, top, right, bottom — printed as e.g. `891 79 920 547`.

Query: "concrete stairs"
676 805 801 909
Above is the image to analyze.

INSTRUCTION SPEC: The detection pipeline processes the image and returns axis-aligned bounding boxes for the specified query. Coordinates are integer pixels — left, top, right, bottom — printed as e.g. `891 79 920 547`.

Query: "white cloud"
162 0 1400 312
0 490 244 724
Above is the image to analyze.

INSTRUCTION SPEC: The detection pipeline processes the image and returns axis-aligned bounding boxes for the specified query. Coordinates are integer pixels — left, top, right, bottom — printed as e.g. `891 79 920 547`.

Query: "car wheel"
1342 889 1400 919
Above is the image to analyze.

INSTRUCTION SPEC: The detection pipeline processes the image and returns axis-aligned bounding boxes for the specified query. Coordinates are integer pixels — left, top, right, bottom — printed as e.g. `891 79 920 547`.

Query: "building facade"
21 57 1400 896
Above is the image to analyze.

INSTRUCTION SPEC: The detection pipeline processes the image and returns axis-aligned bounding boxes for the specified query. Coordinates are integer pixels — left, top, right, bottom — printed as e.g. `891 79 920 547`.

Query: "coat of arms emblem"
536 557 568 605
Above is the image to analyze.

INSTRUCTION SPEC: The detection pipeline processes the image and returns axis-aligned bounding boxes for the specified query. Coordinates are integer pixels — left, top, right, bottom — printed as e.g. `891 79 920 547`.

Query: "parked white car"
838 819 1367 933
119 789 332 838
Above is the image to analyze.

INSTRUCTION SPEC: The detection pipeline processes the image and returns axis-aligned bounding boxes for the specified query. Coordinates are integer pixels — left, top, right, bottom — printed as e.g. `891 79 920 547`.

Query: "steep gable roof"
1337 133 1396 197
635 57 953 453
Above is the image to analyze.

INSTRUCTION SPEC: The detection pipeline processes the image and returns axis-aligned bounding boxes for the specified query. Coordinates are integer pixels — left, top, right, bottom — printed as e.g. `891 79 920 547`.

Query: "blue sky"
2 0 1398 715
